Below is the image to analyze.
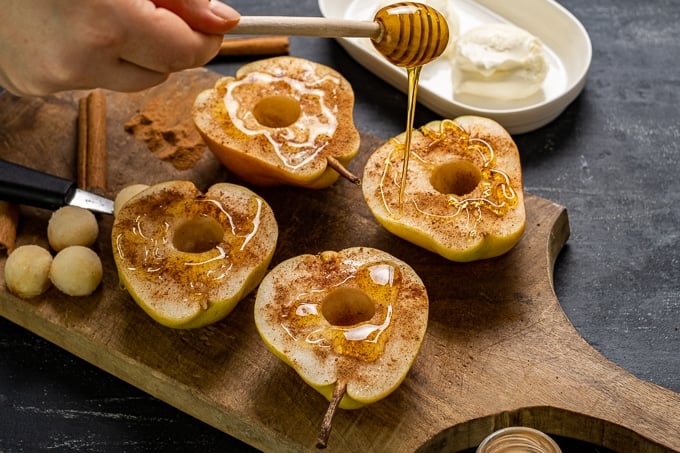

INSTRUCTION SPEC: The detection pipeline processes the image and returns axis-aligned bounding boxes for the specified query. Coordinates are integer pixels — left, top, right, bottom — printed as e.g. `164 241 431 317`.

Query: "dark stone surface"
1 0 678 451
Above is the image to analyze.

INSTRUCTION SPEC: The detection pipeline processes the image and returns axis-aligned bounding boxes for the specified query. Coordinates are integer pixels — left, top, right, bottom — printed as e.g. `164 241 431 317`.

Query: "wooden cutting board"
0 69 678 453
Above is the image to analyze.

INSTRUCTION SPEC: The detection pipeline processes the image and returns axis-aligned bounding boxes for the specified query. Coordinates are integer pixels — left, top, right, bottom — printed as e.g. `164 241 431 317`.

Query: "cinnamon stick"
0 201 20 254
218 36 290 57
77 97 88 189
77 89 107 191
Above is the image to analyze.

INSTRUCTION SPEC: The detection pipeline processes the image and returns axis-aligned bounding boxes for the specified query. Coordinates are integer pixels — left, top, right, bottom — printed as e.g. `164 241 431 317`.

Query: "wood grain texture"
0 69 678 452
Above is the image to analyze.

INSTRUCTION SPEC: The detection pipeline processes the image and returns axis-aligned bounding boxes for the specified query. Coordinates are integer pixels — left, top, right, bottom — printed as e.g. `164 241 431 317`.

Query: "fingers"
66 0 237 93
0 0 240 95
118 11 221 75
49 0 239 91
118 1 241 75
152 0 240 35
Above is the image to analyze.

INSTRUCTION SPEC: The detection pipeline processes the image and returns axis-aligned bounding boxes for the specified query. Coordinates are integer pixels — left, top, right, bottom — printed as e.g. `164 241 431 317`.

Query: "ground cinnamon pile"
218 36 289 57
124 95 205 171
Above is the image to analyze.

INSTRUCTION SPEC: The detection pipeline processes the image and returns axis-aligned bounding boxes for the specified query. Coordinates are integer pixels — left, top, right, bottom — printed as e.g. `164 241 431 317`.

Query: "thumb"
152 0 240 35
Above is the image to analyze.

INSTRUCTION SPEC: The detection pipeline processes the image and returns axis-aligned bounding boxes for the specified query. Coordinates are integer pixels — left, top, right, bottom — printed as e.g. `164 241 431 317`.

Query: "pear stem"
326 156 361 185
315 380 348 449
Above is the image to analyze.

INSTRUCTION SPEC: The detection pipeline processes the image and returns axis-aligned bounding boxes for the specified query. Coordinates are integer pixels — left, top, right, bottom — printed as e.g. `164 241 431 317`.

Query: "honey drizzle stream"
370 2 449 214
399 65 422 212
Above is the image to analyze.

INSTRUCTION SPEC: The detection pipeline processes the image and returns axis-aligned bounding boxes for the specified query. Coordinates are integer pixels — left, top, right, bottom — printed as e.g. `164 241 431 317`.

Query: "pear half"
192 56 360 188
112 180 278 329
254 247 428 447
362 116 526 262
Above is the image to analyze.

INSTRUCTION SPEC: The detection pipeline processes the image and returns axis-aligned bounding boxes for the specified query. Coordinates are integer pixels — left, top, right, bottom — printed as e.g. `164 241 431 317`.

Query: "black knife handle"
0 159 75 210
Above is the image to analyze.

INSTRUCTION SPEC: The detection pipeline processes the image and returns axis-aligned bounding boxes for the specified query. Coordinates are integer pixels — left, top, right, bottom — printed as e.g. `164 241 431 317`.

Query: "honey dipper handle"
228 16 381 39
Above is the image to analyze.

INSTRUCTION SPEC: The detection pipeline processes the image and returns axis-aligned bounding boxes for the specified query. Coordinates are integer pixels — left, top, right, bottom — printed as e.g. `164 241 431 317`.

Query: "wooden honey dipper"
228 2 450 68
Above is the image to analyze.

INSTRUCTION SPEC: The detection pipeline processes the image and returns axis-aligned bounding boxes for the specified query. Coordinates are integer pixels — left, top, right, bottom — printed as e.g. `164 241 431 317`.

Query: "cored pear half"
254 247 429 447
362 116 526 262
112 180 278 329
192 56 361 188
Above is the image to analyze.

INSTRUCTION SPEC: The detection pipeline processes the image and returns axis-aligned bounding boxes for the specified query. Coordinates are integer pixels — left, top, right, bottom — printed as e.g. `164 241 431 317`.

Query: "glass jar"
476 426 561 453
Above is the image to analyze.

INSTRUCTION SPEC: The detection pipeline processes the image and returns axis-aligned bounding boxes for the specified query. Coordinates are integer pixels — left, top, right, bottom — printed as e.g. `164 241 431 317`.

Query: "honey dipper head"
372 2 449 68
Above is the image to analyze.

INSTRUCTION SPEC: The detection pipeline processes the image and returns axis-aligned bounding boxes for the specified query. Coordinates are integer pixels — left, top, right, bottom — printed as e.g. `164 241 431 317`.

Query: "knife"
0 159 114 215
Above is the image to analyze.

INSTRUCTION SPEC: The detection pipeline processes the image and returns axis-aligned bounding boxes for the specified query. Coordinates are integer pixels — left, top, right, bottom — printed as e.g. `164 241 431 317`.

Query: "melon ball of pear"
47 206 99 251
49 245 103 296
114 183 150 217
4 244 53 298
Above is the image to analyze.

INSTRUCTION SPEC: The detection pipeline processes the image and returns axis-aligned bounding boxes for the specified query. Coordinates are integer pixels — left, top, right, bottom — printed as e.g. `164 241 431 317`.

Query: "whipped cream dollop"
454 23 548 100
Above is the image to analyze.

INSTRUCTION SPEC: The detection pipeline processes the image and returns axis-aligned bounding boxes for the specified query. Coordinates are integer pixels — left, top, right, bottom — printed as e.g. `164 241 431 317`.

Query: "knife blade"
0 159 114 215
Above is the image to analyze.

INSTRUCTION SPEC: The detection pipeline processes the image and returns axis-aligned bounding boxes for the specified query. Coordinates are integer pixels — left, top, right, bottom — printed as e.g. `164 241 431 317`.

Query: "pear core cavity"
172 217 225 253
321 287 376 327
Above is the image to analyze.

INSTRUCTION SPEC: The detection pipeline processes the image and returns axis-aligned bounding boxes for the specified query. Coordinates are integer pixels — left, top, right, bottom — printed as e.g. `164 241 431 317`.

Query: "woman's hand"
0 0 240 96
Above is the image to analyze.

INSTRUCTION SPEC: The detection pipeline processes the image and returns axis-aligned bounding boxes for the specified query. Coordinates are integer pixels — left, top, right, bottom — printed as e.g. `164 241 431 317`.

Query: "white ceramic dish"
318 0 592 134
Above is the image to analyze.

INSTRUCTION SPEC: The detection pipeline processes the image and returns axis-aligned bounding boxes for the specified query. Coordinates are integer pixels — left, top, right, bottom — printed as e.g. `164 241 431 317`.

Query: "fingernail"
210 1 240 22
